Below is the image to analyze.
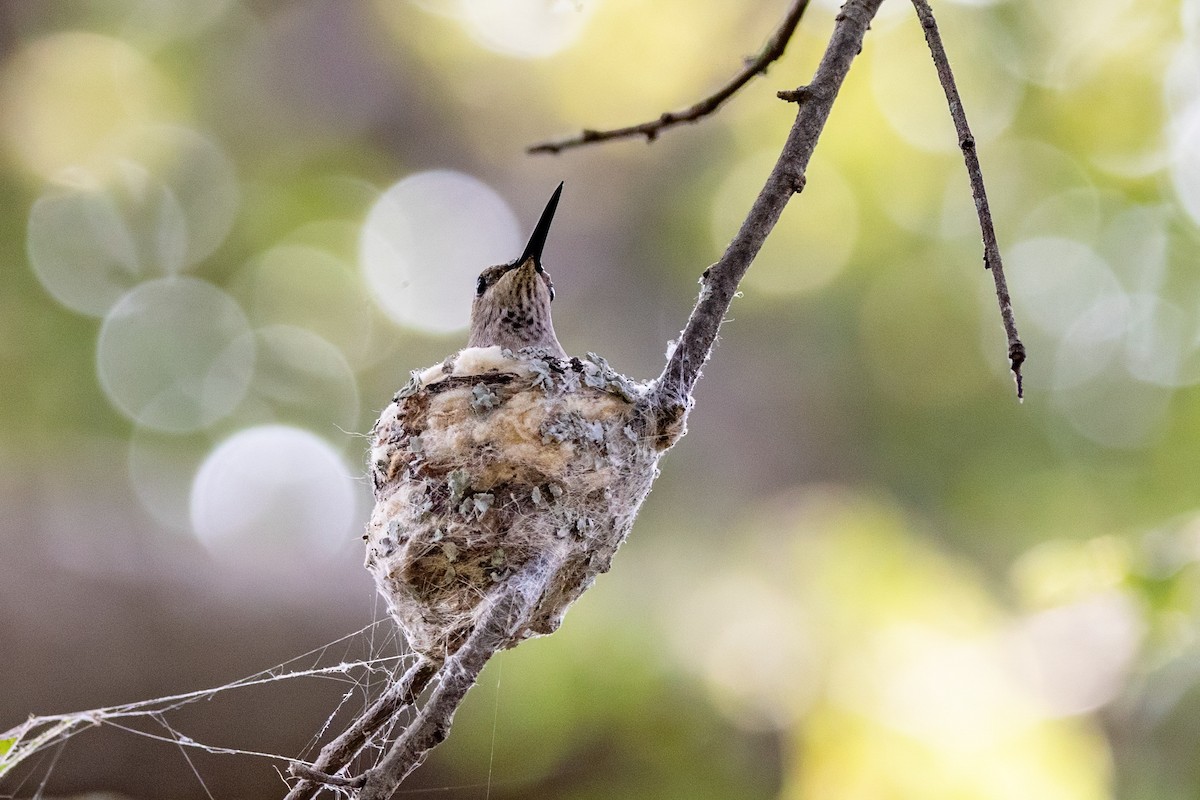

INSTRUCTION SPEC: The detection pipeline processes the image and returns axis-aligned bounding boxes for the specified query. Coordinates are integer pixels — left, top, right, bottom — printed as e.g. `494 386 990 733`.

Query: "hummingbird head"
468 183 567 358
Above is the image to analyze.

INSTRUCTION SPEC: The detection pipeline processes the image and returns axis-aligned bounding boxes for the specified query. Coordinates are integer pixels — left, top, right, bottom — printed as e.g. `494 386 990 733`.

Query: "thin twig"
288 764 364 790
909 0 1026 398
528 0 811 155
649 0 884 414
283 658 437 800
357 553 562 800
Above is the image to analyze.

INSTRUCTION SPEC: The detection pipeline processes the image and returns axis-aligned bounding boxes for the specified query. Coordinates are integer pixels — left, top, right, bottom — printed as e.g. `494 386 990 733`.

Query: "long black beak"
515 182 563 268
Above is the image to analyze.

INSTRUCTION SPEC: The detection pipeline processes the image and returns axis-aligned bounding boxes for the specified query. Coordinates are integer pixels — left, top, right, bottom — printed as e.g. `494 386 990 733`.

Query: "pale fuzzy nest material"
366 346 679 660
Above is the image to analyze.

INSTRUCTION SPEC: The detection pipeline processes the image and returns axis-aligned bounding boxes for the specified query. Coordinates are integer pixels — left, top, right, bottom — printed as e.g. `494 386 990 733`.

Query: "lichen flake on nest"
365 346 670 660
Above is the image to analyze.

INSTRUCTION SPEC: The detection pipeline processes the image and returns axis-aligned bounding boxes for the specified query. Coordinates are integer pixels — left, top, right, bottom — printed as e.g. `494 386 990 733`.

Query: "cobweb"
0 613 425 799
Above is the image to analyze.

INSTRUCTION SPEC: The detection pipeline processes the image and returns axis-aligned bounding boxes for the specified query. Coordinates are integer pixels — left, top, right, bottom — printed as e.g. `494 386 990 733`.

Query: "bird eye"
476 275 487 296
549 282 555 301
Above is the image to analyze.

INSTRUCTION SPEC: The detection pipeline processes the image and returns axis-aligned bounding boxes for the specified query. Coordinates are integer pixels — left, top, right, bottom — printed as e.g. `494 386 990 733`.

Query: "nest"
365 346 681 660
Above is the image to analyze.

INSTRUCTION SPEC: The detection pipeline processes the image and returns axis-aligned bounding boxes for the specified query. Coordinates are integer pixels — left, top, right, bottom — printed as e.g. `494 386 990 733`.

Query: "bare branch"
356 552 561 800
281 5 1030 797
528 0 811 155
649 0 884 414
909 0 1026 398
283 658 437 800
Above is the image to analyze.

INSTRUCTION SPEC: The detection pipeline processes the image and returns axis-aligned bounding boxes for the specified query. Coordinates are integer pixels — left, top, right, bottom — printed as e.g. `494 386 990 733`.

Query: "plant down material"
365 345 683 660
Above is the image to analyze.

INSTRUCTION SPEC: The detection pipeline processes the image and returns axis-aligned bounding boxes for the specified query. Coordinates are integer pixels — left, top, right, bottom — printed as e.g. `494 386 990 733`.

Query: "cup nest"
365 346 680 660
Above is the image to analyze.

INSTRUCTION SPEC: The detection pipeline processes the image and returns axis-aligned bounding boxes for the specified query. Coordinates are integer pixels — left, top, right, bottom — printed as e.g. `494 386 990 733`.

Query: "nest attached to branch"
365 346 683 660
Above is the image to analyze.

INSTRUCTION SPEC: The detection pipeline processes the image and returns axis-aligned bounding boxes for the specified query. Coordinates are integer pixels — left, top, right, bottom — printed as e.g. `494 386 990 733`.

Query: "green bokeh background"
3 0 1200 797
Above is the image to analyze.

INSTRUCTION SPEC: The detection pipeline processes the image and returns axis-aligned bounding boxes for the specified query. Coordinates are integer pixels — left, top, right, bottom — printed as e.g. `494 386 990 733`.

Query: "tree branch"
283 5 1027 796
649 0 884 413
356 552 561 800
527 0 811 155
909 0 1026 398
283 658 437 800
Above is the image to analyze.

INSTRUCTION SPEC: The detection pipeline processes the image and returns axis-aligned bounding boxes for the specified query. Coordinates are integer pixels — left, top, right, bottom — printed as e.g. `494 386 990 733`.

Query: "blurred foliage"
3 0 1200 798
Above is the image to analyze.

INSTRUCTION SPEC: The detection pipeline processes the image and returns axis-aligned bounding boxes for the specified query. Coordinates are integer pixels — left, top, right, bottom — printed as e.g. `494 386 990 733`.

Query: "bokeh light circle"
97 277 256 432
28 162 189 316
1165 40 1200 127
871 16 1020 153
1168 106 1200 228
104 125 240 266
1100 204 1170 295
248 325 361 440
1053 293 1128 391
1016 187 1103 243
938 139 1091 241
360 170 521 334
1005 237 1119 338
1121 293 1200 388
0 32 180 178
988 0 1138 90
190 424 357 559
711 150 858 296
128 427 212 530
246 243 374 365
461 0 598 58
672 573 819 731
1009 593 1142 717
1052 369 1172 450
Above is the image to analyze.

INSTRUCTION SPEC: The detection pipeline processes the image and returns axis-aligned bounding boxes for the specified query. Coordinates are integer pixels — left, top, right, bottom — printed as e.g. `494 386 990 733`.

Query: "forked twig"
283 658 437 800
528 0 811 155
909 0 1026 398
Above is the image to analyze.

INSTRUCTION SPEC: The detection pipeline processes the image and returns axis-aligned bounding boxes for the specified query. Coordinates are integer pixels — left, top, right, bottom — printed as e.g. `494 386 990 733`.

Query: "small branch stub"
777 83 814 104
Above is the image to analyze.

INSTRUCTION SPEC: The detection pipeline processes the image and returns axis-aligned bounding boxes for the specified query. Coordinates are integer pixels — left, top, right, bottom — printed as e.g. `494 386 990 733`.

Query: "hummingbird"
365 180 676 661
466 182 568 359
